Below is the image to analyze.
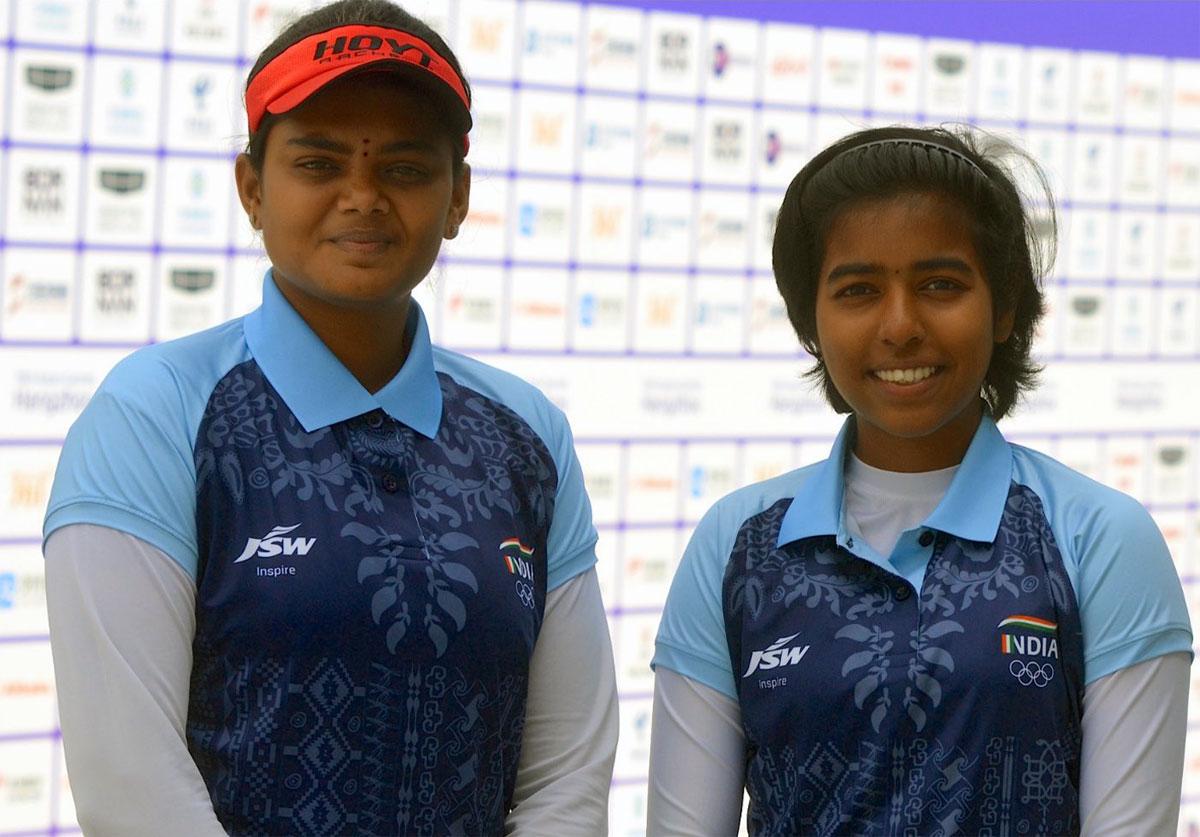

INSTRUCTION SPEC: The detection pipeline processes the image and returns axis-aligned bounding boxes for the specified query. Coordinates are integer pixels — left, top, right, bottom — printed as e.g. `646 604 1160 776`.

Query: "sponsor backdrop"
0 0 1197 833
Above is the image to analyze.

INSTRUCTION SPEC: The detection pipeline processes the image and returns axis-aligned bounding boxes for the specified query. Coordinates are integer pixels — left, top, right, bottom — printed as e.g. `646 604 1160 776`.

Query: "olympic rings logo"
515 580 535 609
1009 659 1055 687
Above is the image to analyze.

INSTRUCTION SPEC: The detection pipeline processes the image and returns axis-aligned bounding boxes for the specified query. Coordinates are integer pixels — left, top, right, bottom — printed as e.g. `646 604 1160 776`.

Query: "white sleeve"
505 568 618 836
647 667 745 837
1079 652 1190 836
45 524 227 837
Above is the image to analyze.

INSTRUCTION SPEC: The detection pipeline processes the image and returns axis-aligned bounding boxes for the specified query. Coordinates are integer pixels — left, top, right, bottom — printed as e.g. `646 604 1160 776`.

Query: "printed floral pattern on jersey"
723 484 1084 836
187 360 556 836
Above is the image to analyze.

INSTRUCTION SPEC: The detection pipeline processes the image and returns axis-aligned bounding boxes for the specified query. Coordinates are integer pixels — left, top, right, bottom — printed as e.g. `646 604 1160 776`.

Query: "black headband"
845 137 990 179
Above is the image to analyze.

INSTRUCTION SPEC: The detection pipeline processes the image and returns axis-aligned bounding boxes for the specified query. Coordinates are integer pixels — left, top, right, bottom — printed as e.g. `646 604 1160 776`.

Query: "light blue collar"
243 271 442 438
776 414 1014 548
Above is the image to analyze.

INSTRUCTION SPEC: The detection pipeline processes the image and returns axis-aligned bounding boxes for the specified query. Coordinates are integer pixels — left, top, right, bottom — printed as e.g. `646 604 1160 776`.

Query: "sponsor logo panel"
640 101 698 183
164 61 240 152
923 39 974 118
620 528 678 608
521 1 581 85
632 272 687 353
871 33 921 114
5 150 81 243
702 17 758 99
440 265 504 350
645 13 700 96
816 29 869 110
571 270 630 352
583 6 642 91
85 155 157 244
580 95 638 177
690 275 746 353
88 56 162 148
1074 52 1120 126
161 158 234 246
682 443 740 521
0 446 60 539
1 349 123 438
637 188 693 268
12 50 86 142
976 44 1024 122
0 644 56 734
169 0 239 55
762 23 814 105
1026 48 1072 124
516 89 578 174
1122 56 1168 129
0 546 49 636
0 741 54 832
94 0 167 50
14 0 88 43
508 269 568 350
622 443 681 524
2 248 75 342
453 0 517 80
156 257 226 341
512 179 573 262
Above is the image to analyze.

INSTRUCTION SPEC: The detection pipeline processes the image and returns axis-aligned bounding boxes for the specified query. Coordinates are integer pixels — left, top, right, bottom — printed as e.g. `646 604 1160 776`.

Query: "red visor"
246 24 471 153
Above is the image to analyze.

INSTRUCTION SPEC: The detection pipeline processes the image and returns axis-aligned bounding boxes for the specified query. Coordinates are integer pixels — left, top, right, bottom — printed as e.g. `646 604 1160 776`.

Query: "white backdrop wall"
0 0 1198 834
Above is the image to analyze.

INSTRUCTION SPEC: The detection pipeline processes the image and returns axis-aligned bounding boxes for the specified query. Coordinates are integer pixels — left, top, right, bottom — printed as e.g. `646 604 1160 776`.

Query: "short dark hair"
243 0 470 173
772 125 1056 420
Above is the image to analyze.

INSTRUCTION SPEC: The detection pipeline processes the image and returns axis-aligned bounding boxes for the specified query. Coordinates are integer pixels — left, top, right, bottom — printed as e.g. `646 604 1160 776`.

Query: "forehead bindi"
362 138 369 157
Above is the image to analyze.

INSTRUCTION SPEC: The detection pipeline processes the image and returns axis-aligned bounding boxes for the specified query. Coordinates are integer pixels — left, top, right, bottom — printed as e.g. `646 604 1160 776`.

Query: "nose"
878 288 925 348
337 164 388 215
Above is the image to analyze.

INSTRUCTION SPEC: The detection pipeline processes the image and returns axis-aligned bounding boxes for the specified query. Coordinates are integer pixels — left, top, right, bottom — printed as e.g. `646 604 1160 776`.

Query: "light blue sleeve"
1071 490 1192 684
43 324 246 581
652 501 739 701
432 349 598 592
538 404 599 592
1015 449 1193 685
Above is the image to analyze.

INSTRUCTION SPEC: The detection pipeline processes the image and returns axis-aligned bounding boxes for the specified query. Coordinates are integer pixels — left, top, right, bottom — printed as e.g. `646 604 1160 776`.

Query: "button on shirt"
653 416 1191 835
45 273 599 836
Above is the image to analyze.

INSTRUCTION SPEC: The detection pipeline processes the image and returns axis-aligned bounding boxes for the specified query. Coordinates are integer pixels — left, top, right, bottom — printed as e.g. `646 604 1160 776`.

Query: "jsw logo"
234 524 316 563
743 632 810 677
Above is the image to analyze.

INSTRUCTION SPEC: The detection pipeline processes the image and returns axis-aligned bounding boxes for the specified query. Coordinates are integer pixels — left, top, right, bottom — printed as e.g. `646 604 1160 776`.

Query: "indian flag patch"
500 538 535 578
996 615 1057 634
998 615 1060 659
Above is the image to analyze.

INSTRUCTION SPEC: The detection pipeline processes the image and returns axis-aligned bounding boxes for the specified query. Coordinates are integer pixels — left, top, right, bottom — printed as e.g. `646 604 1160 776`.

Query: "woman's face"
235 73 469 314
814 193 1013 472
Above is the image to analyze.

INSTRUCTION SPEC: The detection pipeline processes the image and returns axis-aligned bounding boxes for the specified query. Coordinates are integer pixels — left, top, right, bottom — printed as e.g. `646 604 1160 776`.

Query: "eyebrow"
284 136 440 155
825 256 974 282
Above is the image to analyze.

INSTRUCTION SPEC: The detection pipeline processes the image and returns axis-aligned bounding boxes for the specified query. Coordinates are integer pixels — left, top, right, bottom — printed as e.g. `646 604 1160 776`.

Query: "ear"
994 306 1016 344
444 163 471 240
234 153 263 230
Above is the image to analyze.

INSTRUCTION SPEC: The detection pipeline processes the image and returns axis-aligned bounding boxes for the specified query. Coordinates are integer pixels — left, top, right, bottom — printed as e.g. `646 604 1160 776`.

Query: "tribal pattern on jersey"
187 360 556 835
724 484 1083 836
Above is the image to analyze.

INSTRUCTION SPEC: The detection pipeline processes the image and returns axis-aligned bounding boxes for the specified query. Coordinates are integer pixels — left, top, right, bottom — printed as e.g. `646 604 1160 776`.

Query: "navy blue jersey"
46 274 598 836
654 417 1190 836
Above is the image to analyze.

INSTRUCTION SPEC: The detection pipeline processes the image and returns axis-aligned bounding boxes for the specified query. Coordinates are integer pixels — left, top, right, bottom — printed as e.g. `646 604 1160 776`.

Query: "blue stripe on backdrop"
567 0 1200 59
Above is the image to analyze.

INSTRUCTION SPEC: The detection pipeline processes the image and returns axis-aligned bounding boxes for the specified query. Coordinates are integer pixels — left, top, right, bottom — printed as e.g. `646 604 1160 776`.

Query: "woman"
43 2 617 834
649 126 1191 835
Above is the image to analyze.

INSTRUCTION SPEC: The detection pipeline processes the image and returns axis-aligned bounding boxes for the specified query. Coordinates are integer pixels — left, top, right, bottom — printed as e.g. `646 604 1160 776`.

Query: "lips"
328 228 395 255
872 366 941 385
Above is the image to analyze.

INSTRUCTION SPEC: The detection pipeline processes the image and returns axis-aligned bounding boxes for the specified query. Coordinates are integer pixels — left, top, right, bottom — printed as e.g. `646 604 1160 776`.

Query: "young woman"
649 126 1191 836
43 2 617 834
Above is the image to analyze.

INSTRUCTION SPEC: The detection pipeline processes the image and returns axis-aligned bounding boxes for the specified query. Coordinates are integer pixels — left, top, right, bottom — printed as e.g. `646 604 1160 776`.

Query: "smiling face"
815 193 1014 472
235 73 469 317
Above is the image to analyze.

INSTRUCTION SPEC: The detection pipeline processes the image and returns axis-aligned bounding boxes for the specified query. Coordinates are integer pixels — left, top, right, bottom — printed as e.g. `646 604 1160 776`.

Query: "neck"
273 276 412 394
851 406 983 473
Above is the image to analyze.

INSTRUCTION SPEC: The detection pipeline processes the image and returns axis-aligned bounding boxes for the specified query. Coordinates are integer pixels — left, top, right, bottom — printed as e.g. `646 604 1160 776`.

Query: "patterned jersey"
654 417 1191 837
45 275 597 836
